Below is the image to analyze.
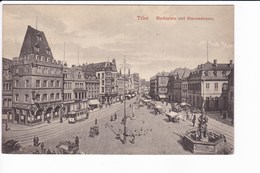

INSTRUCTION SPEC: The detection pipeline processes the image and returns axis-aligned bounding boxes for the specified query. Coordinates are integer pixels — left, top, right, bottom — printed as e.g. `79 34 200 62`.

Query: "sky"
2 5 234 80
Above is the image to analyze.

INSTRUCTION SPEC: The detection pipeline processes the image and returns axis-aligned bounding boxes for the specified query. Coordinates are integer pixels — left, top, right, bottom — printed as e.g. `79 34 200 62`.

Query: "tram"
68 110 88 123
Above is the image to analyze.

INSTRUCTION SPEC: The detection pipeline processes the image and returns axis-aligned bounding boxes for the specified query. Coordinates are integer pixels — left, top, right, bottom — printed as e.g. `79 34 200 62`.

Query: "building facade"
2 58 13 121
149 72 169 101
63 64 88 117
12 25 64 125
167 68 190 103
227 69 234 119
83 59 118 104
187 60 233 111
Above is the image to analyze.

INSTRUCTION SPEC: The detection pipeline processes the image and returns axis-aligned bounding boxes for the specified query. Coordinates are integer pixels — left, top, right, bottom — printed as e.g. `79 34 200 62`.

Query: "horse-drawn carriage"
89 125 99 138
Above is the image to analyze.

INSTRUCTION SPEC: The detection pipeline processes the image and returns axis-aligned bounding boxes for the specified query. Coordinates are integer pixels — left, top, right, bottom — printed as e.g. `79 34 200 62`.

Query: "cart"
89 125 99 138
166 112 180 123
56 141 79 154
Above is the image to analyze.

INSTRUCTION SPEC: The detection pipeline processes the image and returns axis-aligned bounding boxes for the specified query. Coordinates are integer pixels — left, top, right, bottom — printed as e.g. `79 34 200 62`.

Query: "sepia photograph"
2 4 234 155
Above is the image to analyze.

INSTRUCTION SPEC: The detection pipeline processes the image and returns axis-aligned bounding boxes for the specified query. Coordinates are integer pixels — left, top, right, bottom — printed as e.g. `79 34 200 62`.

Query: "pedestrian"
35 136 39 146
192 114 196 127
47 149 52 154
114 113 117 120
110 115 114 121
86 112 89 119
40 142 44 151
33 136 36 146
95 118 97 125
60 116 63 123
75 136 79 148
5 122 9 131
131 134 135 144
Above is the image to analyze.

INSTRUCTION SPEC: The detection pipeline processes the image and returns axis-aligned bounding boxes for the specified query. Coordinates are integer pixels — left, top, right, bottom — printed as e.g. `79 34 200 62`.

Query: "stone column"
51 110 54 121
42 111 44 122
25 113 28 125
18 110 21 124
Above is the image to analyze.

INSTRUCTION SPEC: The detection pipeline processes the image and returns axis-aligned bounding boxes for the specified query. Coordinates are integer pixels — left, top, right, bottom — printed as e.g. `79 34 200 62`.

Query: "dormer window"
222 70 226 76
33 46 40 52
213 71 217 76
36 33 42 41
204 71 208 76
46 47 51 55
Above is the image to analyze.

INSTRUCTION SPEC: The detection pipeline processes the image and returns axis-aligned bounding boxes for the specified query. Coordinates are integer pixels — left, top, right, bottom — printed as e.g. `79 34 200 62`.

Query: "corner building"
12 26 63 124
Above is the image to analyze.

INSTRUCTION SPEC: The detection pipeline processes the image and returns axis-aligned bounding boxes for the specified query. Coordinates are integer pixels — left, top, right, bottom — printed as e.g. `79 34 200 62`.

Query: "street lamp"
118 57 131 144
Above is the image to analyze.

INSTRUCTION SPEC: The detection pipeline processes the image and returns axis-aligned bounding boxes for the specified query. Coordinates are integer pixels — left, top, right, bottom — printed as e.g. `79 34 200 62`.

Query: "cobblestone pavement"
2 99 234 154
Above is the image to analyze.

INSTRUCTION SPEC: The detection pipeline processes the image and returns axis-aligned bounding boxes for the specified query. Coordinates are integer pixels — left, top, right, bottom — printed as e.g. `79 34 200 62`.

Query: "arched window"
56 93 60 100
50 93 54 100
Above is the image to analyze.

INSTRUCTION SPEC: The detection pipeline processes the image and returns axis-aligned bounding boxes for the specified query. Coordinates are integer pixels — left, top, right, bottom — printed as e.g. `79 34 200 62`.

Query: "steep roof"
82 61 117 72
19 25 54 59
169 67 191 80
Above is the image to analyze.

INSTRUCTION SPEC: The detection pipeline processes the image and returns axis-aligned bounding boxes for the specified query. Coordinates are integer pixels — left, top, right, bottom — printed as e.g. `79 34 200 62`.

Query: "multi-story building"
132 73 140 93
167 68 190 103
85 75 100 109
227 69 234 119
63 64 88 116
12 25 64 125
82 59 118 104
117 76 129 101
149 75 157 99
149 71 169 101
2 58 13 122
187 59 233 111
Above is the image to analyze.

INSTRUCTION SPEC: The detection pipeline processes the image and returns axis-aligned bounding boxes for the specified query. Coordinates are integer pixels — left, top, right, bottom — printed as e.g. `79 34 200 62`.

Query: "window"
42 94 47 101
56 81 60 87
64 73 68 78
44 68 48 74
102 87 104 93
98 73 100 79
102 80 104 85
50 80 54 87
206 83 210 89
78 74 81 79
50 93 54 100
36 80 41 88
214 83 218 90
25 94 29 102
213 71 217 76
37 66 42 73
102 73 104 79
25 80 29 87
43 80 47 87
56 93 60 100
36 94 40 102
15 80 19 87
15 94 19 102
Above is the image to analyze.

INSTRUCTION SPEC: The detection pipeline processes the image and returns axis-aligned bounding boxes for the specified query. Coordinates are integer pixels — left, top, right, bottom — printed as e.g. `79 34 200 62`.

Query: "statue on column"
197 101 208 140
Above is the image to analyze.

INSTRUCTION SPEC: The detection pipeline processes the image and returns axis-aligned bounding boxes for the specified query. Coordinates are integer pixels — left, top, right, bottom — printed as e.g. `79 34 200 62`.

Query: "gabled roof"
19 25 53 59
82 61 117 72
169 67 191 80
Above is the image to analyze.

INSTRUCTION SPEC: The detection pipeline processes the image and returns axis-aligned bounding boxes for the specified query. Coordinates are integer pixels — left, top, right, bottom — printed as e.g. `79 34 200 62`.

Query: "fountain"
182 103 226 154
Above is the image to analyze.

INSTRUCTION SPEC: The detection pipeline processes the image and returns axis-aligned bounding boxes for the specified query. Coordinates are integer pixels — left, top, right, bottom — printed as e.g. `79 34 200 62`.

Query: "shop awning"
88 99 100 105
159 94 166 99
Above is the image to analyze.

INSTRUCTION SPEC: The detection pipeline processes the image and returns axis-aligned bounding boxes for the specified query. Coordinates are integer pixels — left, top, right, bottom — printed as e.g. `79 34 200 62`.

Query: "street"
2 98 234 154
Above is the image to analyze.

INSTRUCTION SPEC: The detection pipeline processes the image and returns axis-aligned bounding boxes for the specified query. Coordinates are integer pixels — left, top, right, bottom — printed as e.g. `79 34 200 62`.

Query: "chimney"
214 59 217 64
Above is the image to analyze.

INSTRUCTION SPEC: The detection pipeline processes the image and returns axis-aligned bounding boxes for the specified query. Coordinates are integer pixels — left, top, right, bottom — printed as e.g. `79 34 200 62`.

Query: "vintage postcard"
2 4 234 155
